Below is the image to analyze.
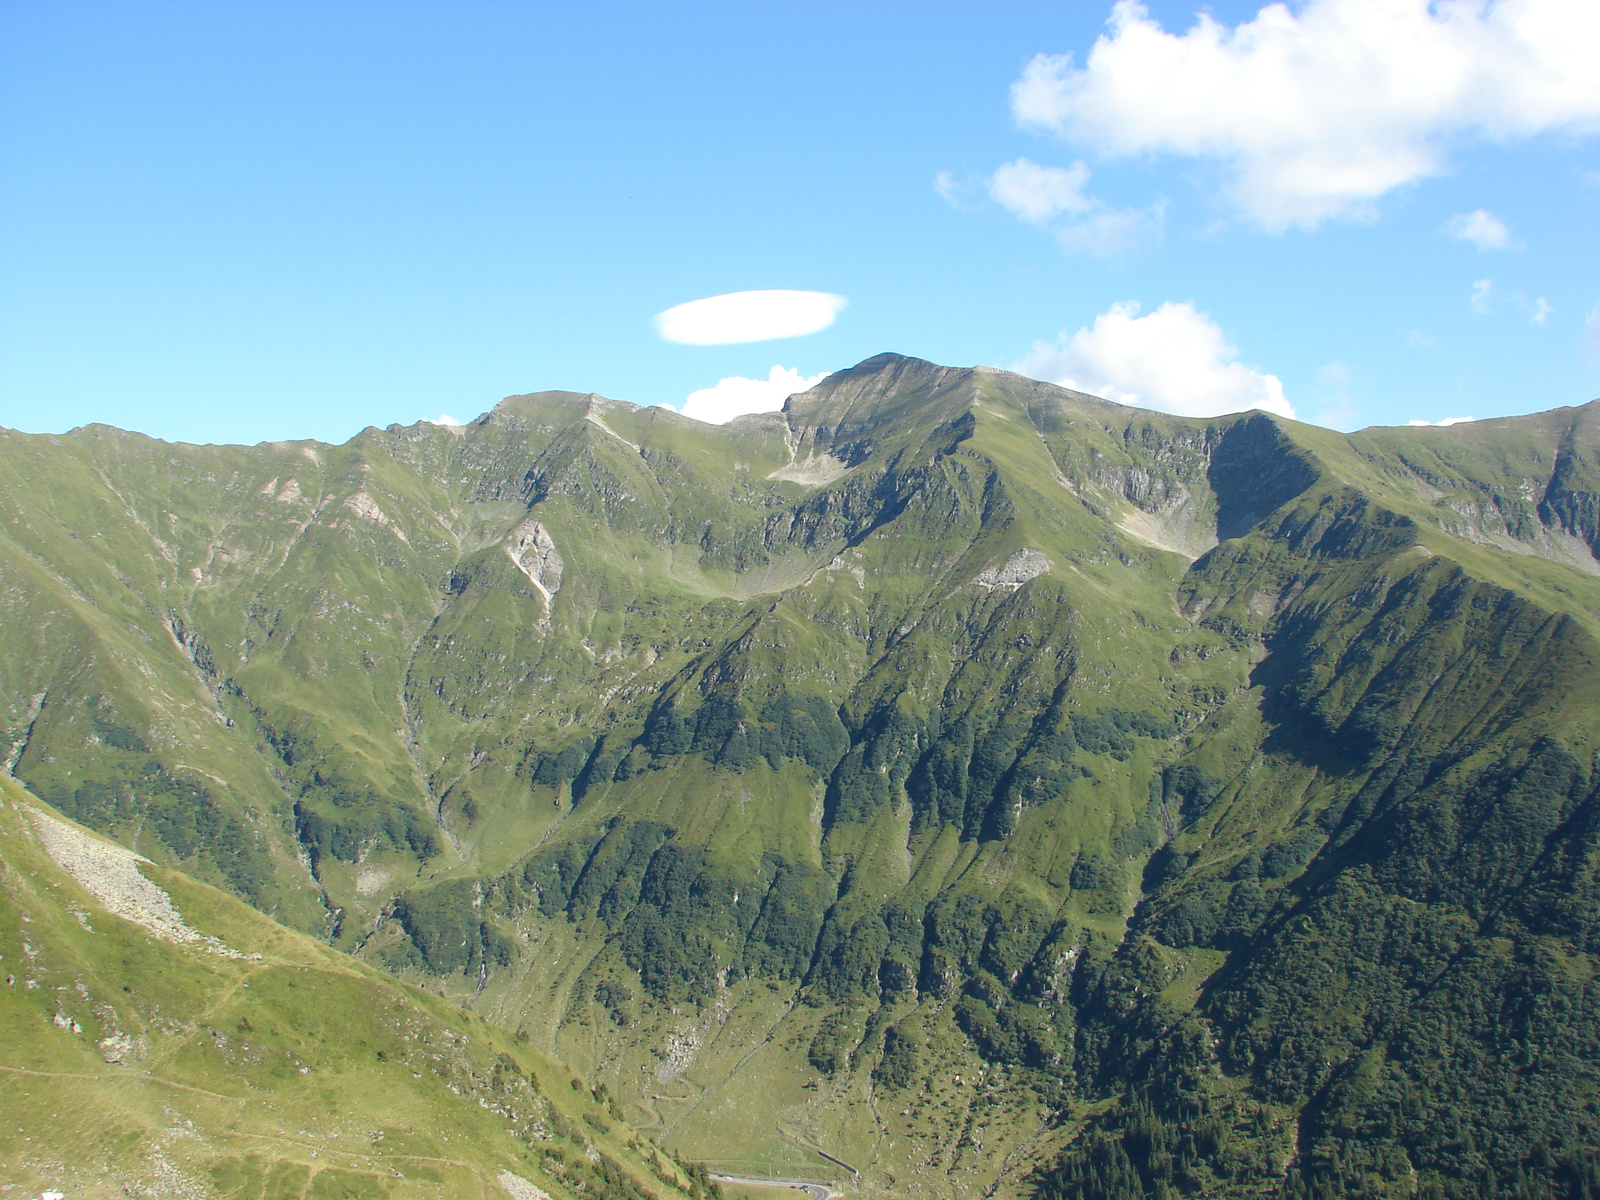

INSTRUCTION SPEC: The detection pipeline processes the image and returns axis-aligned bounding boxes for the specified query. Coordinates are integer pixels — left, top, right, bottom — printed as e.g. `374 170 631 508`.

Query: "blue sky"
2 0 1597 444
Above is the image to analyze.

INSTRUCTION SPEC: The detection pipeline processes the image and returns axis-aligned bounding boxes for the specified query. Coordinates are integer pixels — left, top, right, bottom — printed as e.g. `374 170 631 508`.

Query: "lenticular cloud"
655 290 847 345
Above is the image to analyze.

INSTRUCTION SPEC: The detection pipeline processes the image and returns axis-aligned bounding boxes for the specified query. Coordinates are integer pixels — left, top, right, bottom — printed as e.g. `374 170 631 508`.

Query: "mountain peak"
781 353 980 458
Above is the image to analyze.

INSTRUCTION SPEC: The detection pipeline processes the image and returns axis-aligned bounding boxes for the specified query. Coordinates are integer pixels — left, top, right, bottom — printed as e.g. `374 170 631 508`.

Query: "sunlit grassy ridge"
0 778 712 1200
2 354 1598 1198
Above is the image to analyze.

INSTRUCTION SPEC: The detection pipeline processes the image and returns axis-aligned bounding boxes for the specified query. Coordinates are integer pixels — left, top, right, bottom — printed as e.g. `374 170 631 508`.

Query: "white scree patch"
28 807 243 957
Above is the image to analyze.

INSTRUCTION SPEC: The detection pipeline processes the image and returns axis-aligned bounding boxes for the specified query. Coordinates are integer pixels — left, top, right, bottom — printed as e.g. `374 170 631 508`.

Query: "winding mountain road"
709 1173 837 1200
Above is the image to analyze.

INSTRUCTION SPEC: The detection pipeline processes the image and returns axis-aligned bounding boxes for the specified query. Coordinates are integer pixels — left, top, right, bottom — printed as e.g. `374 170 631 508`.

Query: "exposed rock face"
768 451 850 486
973 548 1050 589
507 517 564 608
342 490 387 523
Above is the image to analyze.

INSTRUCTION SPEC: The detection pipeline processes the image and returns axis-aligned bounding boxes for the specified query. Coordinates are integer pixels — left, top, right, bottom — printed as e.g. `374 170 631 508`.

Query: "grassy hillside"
2 354 1598 1197
0 777 715 1200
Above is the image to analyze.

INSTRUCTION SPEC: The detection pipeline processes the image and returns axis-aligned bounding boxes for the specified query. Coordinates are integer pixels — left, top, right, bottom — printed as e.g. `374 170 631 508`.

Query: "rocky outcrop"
973 548 1049 590
499 1172 554 1200
507 517 564 609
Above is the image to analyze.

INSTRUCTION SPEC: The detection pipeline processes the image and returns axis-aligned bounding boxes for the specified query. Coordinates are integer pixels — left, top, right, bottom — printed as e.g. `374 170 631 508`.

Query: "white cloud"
424 414 463 426
1446 208 1515 250
1012 0 1600 230
679 365 827 425
1055 200 1166 258
1014 300 1294 419
988 158 1092 223
1407 415 1478 425
1532 297 1553 324
655 290 847 346
1470 278 1494 313
974 157 1163 257
935 170 983 210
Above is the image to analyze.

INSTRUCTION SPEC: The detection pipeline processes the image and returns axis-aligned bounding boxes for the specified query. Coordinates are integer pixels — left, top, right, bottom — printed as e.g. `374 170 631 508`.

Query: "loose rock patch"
27 807 242 957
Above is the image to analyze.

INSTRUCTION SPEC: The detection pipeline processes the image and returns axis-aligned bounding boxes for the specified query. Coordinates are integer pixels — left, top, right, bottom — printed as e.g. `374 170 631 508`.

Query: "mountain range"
3 353 1599 1200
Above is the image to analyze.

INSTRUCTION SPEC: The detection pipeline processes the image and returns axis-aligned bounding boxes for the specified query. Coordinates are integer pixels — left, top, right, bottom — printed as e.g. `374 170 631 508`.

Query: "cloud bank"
1015 301 1294 419
679 365 826 425
1012 0 1600 229
656 290 847 345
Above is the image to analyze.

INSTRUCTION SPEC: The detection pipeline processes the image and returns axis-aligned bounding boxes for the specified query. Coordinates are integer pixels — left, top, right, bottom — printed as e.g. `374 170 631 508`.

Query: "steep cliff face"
1 357 1597 1198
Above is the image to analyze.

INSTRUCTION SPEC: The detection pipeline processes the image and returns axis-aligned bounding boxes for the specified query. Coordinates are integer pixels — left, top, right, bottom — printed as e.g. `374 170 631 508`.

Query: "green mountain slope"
0 778 715 1200
2 354 1599 1198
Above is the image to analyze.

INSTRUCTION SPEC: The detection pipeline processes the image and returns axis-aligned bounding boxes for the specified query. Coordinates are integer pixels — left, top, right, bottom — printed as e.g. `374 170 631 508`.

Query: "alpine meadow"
4 353 1600 1199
